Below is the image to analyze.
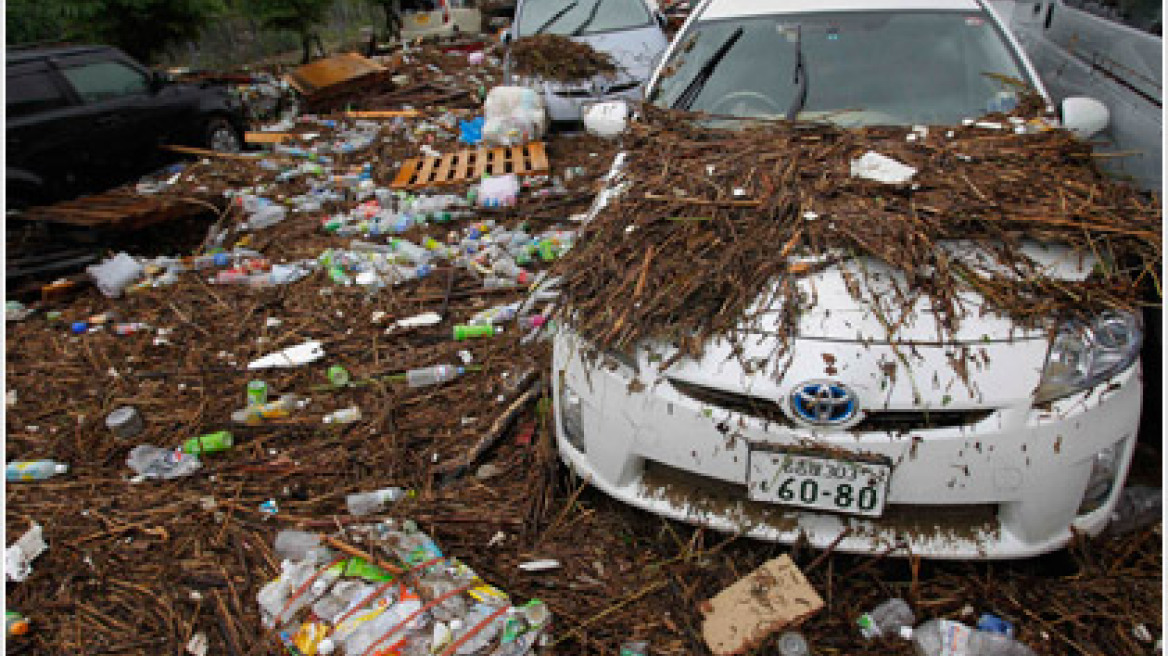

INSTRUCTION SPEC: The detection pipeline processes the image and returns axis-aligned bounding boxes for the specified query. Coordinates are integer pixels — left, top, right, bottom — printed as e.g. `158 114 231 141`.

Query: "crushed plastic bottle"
858 598 915 639
905 619 1036 656
323 406 362 425
126 446 201 480
347 487 413 516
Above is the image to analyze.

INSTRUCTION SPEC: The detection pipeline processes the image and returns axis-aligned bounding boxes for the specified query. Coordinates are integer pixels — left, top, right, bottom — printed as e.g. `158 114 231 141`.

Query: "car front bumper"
552 330 1142 559
540 80 645 123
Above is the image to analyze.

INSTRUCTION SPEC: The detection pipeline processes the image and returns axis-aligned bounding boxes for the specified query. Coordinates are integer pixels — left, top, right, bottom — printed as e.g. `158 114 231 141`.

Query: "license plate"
747 450 890 517
415 13 431 24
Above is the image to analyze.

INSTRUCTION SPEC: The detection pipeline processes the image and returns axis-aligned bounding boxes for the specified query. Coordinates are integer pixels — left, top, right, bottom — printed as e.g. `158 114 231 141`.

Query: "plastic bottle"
257 550 339 629
182 430 234 455
777 632 810 656
6 612 29 637
323 406 362 425
492 258 530 284
858 598 915 639
274 529 322 561
906 619 1037 656
453 603 506 654
454 325 498 341
482 276 517 290
232 394 305 425
346 487 412 516
245 204 288 231
407 365 465 388
311 579 375 625
126 446 201 479
7 459 69 482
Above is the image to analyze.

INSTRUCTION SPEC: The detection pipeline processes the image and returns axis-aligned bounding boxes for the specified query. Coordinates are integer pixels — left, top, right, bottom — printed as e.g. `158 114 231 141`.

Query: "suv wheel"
205 117 242 153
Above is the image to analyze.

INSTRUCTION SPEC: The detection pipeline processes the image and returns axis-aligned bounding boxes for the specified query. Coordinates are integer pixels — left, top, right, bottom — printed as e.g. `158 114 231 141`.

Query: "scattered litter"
105 406 145 439
86 252 144 298
518 559 561 572
7 459 69 482
849 151 917 184
6 524 47 582
185 631 208 656
126 446 201 480
248 340 325 369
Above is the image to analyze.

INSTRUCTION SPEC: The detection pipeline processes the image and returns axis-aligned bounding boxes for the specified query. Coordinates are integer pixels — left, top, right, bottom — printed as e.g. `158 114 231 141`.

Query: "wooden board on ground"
699 555 824 656
244 132 294 144
391 142 549 189
16 189 218 231
283 53 387 96
343 110 423 119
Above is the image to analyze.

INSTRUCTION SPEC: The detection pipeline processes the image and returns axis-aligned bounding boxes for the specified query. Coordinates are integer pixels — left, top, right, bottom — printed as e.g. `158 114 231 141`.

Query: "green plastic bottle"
453 324 497 341
182 430 234 455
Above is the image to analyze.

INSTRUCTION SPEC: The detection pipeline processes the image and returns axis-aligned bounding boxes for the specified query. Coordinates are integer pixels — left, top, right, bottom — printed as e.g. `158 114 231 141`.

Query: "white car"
399 0 483 40
552 0 1141 559
506 0 670 122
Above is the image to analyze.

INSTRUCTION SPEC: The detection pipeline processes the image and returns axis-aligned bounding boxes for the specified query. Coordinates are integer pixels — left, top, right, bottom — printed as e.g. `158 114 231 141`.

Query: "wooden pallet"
391 142 548 189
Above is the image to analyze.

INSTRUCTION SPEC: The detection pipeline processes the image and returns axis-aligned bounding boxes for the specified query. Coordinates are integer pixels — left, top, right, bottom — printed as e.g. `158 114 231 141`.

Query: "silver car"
506 0 669 122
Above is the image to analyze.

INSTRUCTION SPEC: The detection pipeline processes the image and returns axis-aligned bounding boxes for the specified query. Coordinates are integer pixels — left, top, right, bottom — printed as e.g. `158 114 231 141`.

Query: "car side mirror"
148 70 170 92
1060 96 1109 139
655 11 667 28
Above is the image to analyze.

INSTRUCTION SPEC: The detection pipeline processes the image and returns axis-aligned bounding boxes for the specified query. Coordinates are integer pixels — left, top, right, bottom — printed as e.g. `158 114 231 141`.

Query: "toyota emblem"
787 380 861 427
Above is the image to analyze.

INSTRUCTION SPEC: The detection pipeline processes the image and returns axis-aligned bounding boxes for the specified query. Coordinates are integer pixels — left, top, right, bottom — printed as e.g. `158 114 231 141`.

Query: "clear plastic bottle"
274 529 322 561
492 258 530 284
126 446 201 479
6 460 68 482
858 598 915 639
312 580 375 624
323 406 363 424
453 603 506 654
406 365 465 388
245 205 288 231
906 619 1037 656
346 487 412 516
232 394 305 425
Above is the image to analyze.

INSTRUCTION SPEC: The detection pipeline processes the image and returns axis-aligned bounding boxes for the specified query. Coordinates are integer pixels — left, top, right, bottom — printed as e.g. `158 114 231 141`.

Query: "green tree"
242 0 337 63
9 0 227 64
363 0 401 42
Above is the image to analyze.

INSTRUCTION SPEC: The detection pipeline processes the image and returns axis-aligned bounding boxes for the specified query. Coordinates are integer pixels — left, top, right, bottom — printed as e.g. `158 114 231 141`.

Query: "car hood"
750 241 1093 344
554 25 668 84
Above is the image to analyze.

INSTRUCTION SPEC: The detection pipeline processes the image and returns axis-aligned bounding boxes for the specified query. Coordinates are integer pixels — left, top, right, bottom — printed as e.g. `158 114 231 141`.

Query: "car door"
6 60 82 203
51 53 162 187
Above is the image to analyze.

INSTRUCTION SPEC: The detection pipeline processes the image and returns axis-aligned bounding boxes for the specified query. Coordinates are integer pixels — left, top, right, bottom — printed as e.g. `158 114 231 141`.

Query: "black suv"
7 45 248 209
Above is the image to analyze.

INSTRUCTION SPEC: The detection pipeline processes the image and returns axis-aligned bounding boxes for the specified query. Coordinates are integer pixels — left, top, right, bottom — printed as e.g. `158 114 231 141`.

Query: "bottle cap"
899 626 913 640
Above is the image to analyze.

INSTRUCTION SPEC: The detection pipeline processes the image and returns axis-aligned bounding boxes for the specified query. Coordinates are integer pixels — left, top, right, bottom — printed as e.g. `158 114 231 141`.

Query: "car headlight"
1034 310 1142 404
1077 441 1122 515
559 381 585 452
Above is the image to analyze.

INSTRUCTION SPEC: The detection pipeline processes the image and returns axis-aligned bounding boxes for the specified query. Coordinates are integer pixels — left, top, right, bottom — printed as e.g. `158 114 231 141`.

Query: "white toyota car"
552 0 1143 559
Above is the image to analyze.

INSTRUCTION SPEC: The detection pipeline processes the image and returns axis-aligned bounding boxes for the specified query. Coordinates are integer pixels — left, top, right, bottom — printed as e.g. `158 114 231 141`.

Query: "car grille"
553 80 641 98
668 378 994 432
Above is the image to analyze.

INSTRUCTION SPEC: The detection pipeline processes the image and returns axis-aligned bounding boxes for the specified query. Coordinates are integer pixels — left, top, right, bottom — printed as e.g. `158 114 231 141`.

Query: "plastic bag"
87 252 144 298
482 86 546 146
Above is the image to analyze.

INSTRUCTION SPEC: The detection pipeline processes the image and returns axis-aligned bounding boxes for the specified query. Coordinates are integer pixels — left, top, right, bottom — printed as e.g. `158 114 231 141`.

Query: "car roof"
700 0 983 21
6 45 117 66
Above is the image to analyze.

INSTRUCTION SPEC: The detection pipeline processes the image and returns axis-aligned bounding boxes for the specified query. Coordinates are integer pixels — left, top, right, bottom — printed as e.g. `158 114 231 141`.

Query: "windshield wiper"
785 25 808 121
534 1 578 34
570 0 606 35
674 26 745 111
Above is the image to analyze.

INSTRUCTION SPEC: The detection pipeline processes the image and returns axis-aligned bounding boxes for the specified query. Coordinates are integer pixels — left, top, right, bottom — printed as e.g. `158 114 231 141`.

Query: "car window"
7 69 71 118
517 0 651 36
650 11 1031 127
60 60 149 103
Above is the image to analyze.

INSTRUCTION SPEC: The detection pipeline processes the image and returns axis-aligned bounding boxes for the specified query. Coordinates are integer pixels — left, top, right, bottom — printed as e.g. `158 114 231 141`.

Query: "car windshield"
517 0 651 36
649 11 1032 126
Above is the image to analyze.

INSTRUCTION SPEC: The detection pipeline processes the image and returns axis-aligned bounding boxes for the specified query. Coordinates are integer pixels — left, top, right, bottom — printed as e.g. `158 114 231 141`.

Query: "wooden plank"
454 149 471 183
510 146 526 175
245 132 293 144
472 148 489 180
163 145 261 161
433 153 455 185
343 110 423 119
391 159 421 189
415 156 437 187
528 142 548 172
